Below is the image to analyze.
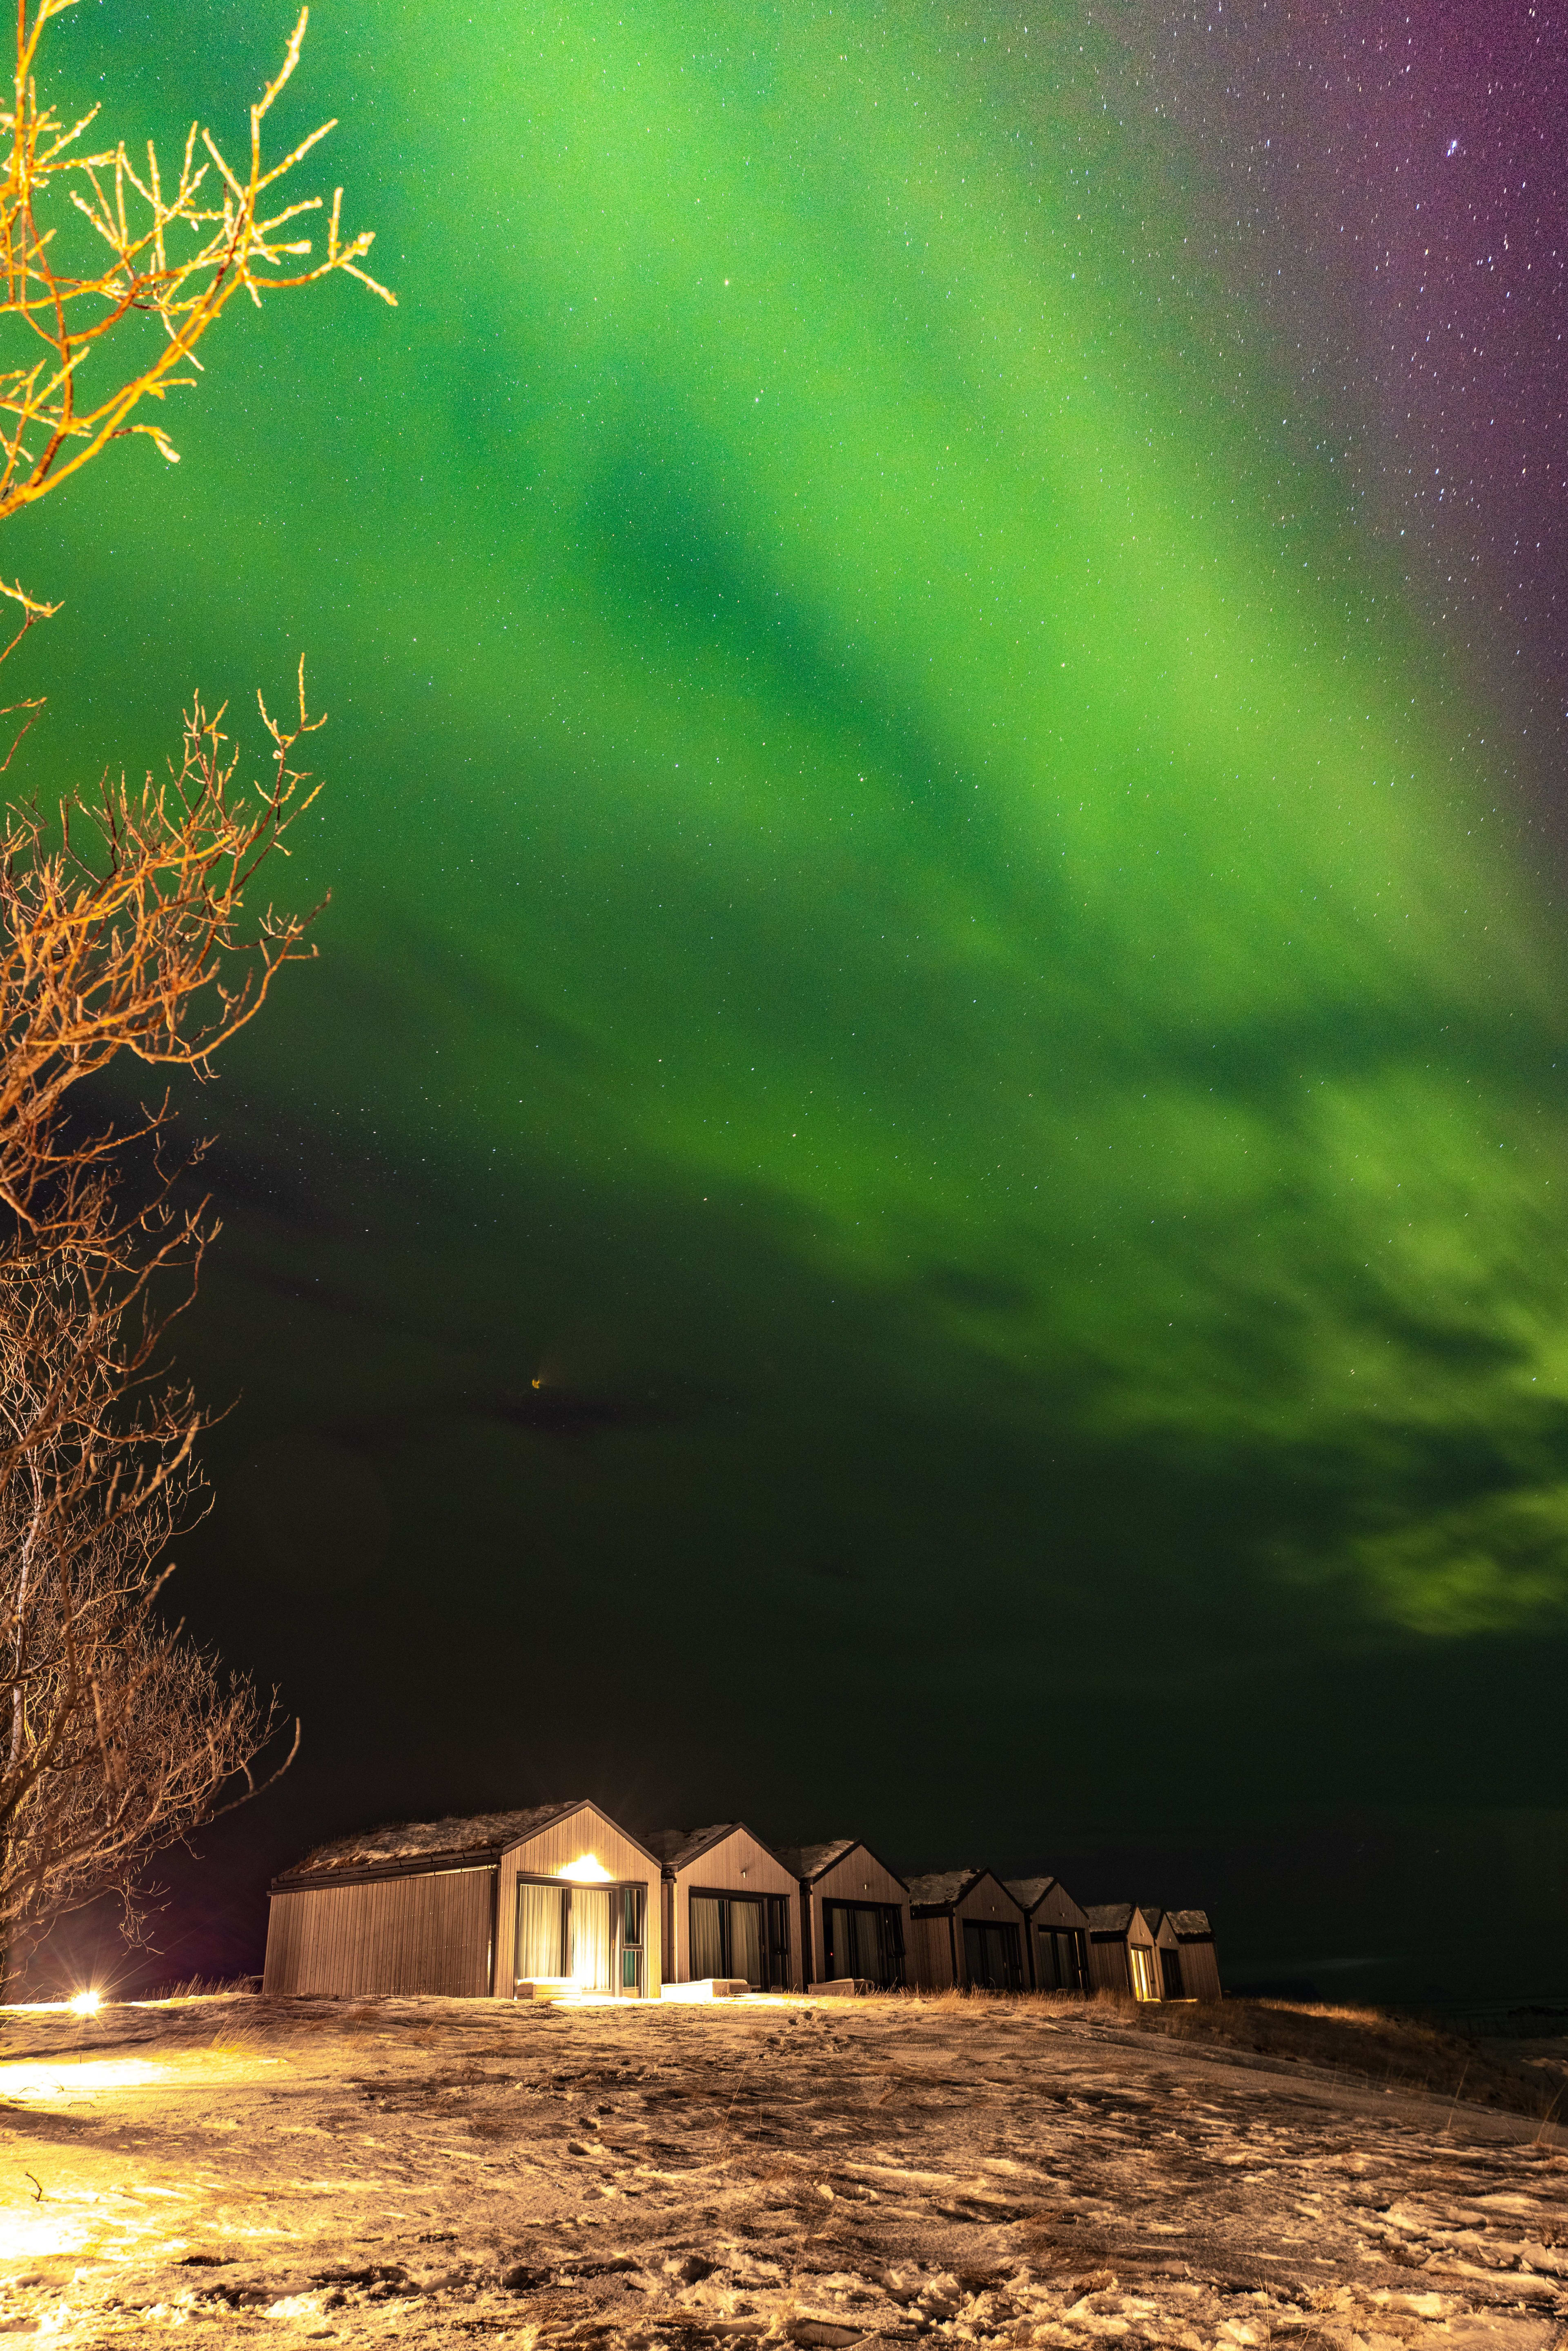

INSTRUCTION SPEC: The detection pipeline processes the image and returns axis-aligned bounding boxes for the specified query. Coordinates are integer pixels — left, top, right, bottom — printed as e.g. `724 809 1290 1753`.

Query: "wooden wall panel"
672 1829 801 1988
946 1877 1027 1988
804 1848 913 1988
1087 1935 1131 1994
908 1913 953 1992
1178 1939 1223 2001
262 1867 493 1997
494 1803 662 1997
1029 1883 1089 1931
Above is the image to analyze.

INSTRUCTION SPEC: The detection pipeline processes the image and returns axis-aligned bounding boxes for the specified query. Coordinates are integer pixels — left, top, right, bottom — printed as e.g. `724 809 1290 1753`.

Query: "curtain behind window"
689 1895 724 1979
570 1887 613 1991
517 1884 566 1980
729 1900 763 1987
571 1887 612 1991
851 1908 884 1981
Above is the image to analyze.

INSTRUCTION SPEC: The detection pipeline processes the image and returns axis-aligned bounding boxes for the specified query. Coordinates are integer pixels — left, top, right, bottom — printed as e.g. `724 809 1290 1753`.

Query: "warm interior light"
559 1854 612 1883
66 1990 100 2016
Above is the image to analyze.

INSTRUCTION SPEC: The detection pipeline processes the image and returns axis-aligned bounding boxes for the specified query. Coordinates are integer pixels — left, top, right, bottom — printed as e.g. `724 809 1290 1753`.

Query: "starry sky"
15 0 1568 2008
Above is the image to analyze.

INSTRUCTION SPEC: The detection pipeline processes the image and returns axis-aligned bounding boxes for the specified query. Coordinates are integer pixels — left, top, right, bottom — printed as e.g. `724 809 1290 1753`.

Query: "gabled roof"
1140 1905 1167 1934
1086 1902 1141 1934
1006 1876 1055 1910
906 1867 984 1910
274 1797 655 1887
1167 1908 1213 1938
774 1838 909 1892
774 1838 859 1882
645 1823 747 1874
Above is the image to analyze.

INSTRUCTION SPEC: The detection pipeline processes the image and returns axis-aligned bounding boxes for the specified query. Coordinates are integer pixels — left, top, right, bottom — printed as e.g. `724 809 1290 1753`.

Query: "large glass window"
962 1919 1025 1992
1036 1926 1088 1992
822 1901 904 1988
517 1883 566 1981
515 1881 642 1996
686 1891 776 1987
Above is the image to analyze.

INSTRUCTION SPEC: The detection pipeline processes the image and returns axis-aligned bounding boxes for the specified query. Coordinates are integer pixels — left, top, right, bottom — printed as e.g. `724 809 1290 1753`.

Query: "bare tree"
0 1 392 1983
0 685 324 1981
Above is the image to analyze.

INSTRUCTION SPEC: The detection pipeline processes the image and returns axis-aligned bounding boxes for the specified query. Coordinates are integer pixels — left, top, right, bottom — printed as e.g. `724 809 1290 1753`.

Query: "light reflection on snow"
0 2059 167 2099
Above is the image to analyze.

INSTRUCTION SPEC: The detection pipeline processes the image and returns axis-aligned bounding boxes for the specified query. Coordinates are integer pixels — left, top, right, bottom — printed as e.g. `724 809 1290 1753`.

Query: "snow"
0 1990 1562 2344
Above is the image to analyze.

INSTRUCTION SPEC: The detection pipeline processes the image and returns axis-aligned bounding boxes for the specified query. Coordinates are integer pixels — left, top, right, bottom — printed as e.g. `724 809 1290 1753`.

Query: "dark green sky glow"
16 0 1568 2001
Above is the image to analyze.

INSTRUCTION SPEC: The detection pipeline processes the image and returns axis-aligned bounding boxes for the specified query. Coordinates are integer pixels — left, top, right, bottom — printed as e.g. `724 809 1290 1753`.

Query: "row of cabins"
263 1799 1222 2005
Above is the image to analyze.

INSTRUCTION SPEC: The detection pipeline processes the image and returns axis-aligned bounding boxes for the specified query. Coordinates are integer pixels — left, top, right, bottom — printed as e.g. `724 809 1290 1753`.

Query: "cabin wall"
494 1804 662 1996
672 1830 801 1988
909 1912 955 1991
262 1867 494 1998
805 1850 911 1985
1177 1937 1223 2001
1087 1933 1131 1995
1028 1884 1089 1932
947 1879 1027 1988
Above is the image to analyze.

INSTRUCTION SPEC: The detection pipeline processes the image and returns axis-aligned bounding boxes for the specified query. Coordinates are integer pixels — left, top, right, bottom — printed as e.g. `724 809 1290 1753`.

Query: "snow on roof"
1005 1876 1059 1912
905 1868 982 1909
644 1824 741 1872
1085 1902 1138 1932
773 1838 859 1882
1168 1908 1213 1937
288 1800 592 1878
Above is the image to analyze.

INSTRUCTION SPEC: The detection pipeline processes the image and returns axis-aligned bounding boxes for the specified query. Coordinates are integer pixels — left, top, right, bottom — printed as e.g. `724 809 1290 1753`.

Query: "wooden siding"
1176 1937 1223 2001
909 1912 955 1991
262 1866 494 1997
947 1876 1027 1989
1025 1882 1089 1932
670 1827 801 1989
1086 1933 1131 1994
803 1847 911 1986
494 1803 662 1997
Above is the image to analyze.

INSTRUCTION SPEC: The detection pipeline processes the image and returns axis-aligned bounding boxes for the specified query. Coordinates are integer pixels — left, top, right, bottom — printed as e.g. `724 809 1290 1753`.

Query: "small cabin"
905 1869 1027 1991
647 1824 802 1992
775 1839 911 1990
1084 1902 1162 1999
1005 1875 1090 1993
1163 1906 1222 2001
264 1798 663 2000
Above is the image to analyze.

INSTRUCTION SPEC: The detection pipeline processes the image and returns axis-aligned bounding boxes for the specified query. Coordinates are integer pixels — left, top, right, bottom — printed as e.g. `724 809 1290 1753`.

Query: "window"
823 1901 905 1988
1128 1943 1159 2001
515 1881 643 1997
621 1886 645 1994
1036 1927 1087 1992
766 1896 791 1988
962 1919 1025 1992
687 1891 788 1988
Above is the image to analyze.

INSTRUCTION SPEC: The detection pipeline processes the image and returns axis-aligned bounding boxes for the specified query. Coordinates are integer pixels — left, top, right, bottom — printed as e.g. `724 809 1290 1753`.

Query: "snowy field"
0 1989 1564 2346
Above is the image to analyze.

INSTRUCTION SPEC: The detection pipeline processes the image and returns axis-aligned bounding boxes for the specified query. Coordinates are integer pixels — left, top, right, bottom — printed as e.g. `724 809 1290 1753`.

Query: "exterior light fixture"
66 1990 101 2016
559 1854 612 1883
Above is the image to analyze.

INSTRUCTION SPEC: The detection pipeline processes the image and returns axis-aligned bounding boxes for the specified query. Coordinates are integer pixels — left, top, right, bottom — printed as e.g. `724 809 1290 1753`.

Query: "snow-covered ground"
0 1990 1564 2345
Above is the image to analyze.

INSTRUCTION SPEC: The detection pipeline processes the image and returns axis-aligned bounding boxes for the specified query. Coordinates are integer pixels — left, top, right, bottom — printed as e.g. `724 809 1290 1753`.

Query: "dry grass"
889 1983 1562 2123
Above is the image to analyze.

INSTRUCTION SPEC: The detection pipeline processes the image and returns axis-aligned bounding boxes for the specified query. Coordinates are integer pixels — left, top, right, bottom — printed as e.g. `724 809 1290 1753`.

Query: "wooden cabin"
904 1869 1028 1992
1084 1902 1162 1999
646 1824 802 1992
1163 1907 1222 2001
264 1799 663 1999
1005 1876 1091 1993
775 1840 911 1990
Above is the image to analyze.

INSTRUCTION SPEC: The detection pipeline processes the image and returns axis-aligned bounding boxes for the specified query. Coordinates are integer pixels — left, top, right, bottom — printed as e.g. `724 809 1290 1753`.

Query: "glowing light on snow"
0 2058 167 2100
559 1854 612 1883
66 1989 101 2015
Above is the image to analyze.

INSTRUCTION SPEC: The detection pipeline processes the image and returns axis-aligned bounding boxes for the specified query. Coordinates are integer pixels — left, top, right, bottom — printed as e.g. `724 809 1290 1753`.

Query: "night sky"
16 0 1568 2010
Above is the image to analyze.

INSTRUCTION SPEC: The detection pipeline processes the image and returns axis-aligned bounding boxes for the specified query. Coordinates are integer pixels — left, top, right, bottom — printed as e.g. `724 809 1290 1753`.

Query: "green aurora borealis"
14 0 1568 1993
